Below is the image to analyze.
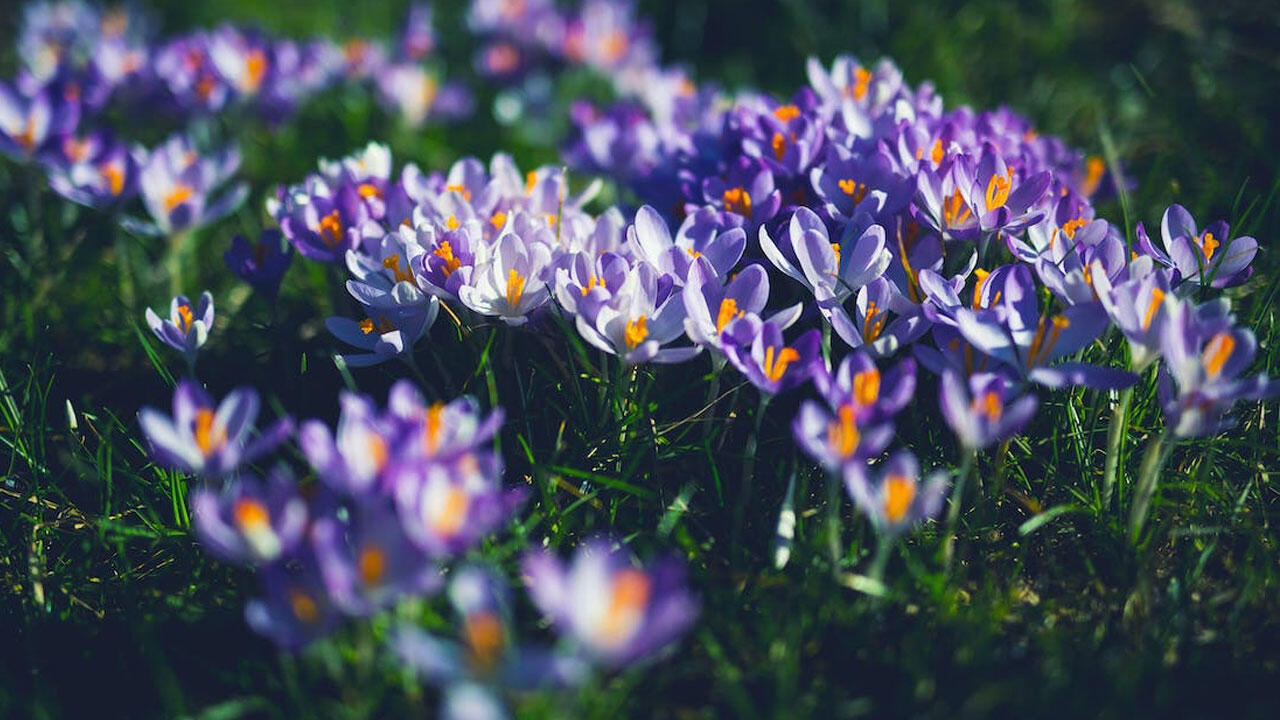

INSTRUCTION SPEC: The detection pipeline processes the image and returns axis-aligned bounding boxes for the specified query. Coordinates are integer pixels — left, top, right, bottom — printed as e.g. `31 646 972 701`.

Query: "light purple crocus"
45 131 137 208
682 258 769 353
0 81 79 161
522 537 699 668
759 208 891 319
386 383 506 461
1157 297 1280 438
312 500 443 616
391 452 527 558
191 468 308 565
245 552 339 650
145 291 213 364
138 380 292 477
457 217 554 325
393 565 586 720
813 350 917 424
938 369 1038 451
628 204 746 284
843 451 949 537
573 260 700 364
1138 204 1257 289
721 315 821 396
133 135 247 235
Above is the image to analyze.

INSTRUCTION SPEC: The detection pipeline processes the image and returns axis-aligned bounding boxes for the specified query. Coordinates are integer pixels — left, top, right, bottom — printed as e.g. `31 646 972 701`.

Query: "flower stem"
868 534 894 584
731 392 770 563
942 449 977 569
1101 386 1134 509
1128 427 1173 542
826 466 843 569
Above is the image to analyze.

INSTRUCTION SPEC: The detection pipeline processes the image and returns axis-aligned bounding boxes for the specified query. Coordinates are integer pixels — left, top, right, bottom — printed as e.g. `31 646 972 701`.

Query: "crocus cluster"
2 2 470 240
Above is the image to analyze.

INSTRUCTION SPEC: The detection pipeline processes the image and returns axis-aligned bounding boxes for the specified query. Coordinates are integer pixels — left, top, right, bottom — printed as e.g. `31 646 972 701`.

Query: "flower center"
763 345 800 383
505 269 526 308
862 301 887 342
358 544 387 586
943 189 972 228
464 611 504 671
624 315 649 349
984 170 1013 212
1027 314 1070 368
319 210 344 248
975 390 1003 422
381 253 416 284
598 569 651 645
289 589 320 624
883 475 916 524
1141 287 1165 331
773 104 801 122
193 408 226 457
433 241 462 276
445 183 472 202
233 498 270 530
853 368 880 408
827 404 860 458
244 49 267 92
1202 331 1235 379
722 187 752 217
164 184 194 213
716 298 743 334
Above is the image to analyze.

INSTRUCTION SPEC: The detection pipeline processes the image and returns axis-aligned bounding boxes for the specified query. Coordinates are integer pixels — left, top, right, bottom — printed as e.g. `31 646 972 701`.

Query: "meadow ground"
2 1 1279 718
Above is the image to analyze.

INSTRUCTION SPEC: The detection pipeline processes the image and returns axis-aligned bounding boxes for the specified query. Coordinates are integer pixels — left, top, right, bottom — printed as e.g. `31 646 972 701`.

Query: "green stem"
868 534 894 584
731 392 770 562
1102 386 1134 509
167 231 189 297
1128 428 1173 542
942 449 977 569
826 467 843 569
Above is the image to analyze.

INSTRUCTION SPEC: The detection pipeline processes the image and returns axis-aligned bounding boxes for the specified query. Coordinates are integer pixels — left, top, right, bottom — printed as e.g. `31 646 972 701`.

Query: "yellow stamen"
1202 332 1235 379
943 189 972 228
525 170 538 195
1062 217 1089 240
862 301 887 342
838 178 867 204
464 611 504 670
722 187 752 217
446 214 460 231
773 104 801 122
971 268 990 310
423 403 444 452
624 315 649 349
1199 231 1219 261
1081 156 1105 197
1141 287 1165 331
771 132 787 161
1027 315 1070 368
356 182 381 199
319 210 344 248
244 49 267 92
381 253 415 284
193 408 225 456
174 304 194 331
367 433 389 471
984 170 1012 212
931 139 945 165
433 241 462 277
164 184 194 212
359 318 375 334
445 183 472 201
763 345 801 383
599 569 651 643
716 298 743 334
101 163 124 195
883 475 916 524
432 484 470 537
358 545 386 585
853 368 880 407
490 210 507 229
851 66 871 101
505 269 526 308
827 404 860 458
975 391 1002 421
580 275 601 296
289 589 320 624
232 498 270 530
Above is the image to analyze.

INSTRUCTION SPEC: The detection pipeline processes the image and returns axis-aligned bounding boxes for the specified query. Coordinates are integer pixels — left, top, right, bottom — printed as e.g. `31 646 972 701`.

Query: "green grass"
2 0 1280 718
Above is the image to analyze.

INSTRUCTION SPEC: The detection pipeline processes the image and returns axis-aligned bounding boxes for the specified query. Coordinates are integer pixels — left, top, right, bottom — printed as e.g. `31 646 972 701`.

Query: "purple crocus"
522 538 699 668
457 218 554 325
813 350 916 425
145 291 213 363
270 177 366 262
722 315 821 396
1138 204 1257 289
682 258 769 353
701 156 782 229
133 135 247 235
573 260 700 364
45 131 137 208
312 500 443 616
299 390 401 496
0 81 79 162
245 553 340 650
1158 298 1280 437
393 566 586 720
391 452 527 558
224 230 293 300
759 208 891 317
191 469 308 565
386 383 505 461
843 451 949 536
138 379 292 477
938 369 1039 451
628 204 746 284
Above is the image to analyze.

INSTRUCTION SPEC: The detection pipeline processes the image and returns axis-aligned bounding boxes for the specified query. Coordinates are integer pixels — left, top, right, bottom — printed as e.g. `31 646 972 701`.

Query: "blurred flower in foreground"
522 537 698 668
844 450 949 537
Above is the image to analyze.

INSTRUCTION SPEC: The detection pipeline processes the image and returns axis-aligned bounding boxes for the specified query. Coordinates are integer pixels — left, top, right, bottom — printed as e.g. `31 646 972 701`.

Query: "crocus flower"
954 145 1050 236
270 178 366 262
326 301 438 368
391 452 527 558
792 400 895 473
191 468 308 565
938 369 1039 451
682 258 769 353
393 566 586 720
386 383 506 461
145 291 213 364
138 380 292 477
312 500 443 616
1158 297 1280 438
628 204 746 284
813 350 917 425
522 538 699 668
0 81 79 161
133 135 247 235
457 219 554 325
843 451 949 536
224 230 293 300
299 390 401 496
722 315 821 396
1089 257 1173 371
45 131 137 207
759 208 891 314
1138 204 1257 289
245 552 340 650
701 156 782 229
573 260 700 364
